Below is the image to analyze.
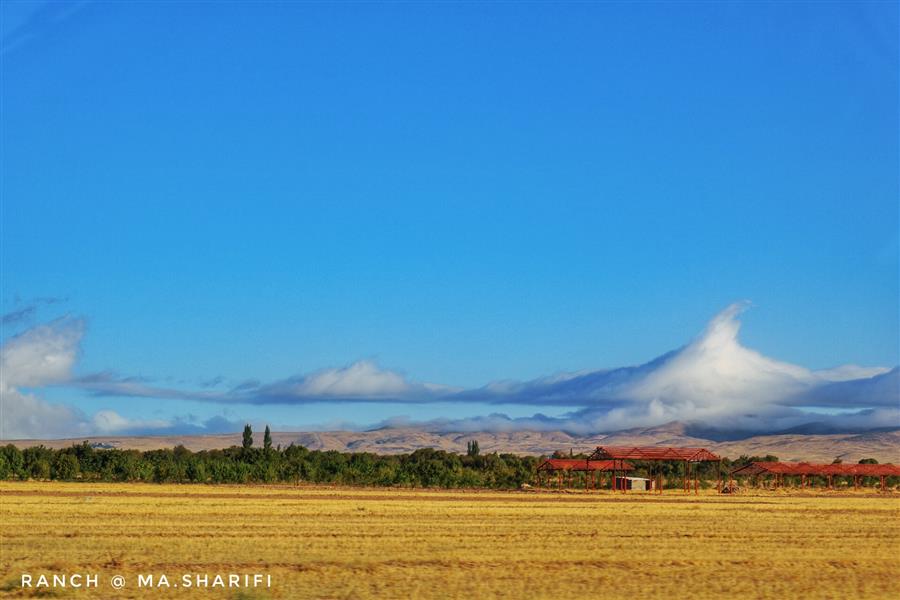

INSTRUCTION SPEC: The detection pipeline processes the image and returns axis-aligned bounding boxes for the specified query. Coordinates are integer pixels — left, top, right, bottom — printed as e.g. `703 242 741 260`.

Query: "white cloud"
90 409 169 434
619 301 815 406
0 318 168 439
289 361 413 396
1 317 84 388
0 387 91 439
245 360 453 403
448 302 898 433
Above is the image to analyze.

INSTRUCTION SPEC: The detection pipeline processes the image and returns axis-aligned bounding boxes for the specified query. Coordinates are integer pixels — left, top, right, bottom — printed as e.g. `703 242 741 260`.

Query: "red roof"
537 458 634 472
730 462 900 477
589 446 721 462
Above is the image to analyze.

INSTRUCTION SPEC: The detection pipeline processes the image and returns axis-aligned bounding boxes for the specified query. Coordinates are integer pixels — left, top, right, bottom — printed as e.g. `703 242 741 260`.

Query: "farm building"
535 458 633 491
535 447 897 494
589 446 722 493
614 476 653 491
729 462 900 491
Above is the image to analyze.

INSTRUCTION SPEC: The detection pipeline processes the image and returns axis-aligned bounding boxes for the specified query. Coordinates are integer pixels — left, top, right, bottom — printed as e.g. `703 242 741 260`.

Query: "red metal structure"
588 446 722 494
729 462 900 492
535 458 634 491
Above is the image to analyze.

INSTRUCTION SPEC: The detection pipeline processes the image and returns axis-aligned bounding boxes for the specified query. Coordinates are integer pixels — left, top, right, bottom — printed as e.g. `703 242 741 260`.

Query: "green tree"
0 445 24 478
187 459 208 483
53 454 80 480
467 440 479 457
859 458 879 464
264 425 273 451
242 424 253 450
30 459 51 480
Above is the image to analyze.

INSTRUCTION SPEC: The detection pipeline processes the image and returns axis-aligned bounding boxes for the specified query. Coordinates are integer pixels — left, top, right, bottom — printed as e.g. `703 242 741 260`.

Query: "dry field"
1 482 898 599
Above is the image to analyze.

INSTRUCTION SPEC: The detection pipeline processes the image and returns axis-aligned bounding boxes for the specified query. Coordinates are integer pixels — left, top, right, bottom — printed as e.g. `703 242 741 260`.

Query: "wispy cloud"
73 371 224 402
242 361 459 404
371 407 898 437
75 360 456 404
1 296 68 327
1 306 37 326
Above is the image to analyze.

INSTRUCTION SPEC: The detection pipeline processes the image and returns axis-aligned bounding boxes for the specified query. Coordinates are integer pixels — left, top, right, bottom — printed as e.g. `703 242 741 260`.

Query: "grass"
1 482 898 598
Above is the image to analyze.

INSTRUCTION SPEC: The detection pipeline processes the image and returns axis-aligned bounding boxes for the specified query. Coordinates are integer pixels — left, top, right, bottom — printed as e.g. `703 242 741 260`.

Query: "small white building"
614 476 654 491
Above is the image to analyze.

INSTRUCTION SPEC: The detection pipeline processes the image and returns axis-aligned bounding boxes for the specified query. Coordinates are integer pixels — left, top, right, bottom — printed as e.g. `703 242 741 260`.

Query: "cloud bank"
444 302 897 434
74 360 455 404
1 303 897 439
0 317 234 438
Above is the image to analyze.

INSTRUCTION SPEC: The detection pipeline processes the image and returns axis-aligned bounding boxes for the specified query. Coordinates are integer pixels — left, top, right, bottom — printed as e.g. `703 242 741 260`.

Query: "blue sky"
1 1 897 438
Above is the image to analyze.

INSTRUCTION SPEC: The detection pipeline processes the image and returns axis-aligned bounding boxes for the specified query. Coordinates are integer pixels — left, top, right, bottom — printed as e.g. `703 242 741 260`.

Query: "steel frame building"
587 446 722 494
729 462 900 491
535 458 634 491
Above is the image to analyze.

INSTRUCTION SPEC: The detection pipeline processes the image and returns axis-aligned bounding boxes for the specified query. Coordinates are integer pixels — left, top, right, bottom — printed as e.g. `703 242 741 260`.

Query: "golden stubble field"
0 482 898 599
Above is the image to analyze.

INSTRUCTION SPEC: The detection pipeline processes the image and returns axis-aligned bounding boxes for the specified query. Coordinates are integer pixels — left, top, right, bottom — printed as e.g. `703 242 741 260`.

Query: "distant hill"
7 422 900 463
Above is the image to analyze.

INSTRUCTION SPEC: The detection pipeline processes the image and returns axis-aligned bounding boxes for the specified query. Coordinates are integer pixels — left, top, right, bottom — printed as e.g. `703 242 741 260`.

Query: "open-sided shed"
588 446 722 493
535 458 634 491
729 462 900 491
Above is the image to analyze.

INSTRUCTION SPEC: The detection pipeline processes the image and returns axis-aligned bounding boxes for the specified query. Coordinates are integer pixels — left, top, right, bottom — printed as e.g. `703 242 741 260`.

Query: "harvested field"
1 482 898 599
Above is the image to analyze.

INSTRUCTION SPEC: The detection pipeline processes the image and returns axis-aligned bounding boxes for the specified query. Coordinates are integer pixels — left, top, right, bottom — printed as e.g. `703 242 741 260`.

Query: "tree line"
0 426 888 489
0 427 538 488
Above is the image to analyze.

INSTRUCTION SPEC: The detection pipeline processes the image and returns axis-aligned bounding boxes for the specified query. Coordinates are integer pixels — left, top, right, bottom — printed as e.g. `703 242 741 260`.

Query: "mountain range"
10 421 899 463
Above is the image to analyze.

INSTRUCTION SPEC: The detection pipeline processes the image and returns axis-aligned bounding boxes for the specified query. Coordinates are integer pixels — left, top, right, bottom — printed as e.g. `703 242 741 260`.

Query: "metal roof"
589 446 721 462
730 462 900 477
536 458 634 472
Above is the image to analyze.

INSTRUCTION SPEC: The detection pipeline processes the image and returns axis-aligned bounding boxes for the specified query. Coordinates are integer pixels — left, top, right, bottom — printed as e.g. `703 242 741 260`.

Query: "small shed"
615 476 653 491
